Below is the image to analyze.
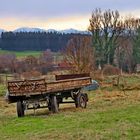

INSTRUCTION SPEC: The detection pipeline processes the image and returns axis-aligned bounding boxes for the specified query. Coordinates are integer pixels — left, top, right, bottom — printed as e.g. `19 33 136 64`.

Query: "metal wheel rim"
80 96 86 108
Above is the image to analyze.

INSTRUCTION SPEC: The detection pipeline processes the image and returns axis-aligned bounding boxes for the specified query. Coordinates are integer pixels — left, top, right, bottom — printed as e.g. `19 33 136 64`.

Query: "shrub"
20 70 42 79
102 65 120 76
0 77 4 84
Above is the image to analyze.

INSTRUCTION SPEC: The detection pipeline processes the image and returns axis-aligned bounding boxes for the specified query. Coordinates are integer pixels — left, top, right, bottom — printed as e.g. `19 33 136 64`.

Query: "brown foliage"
39 49 54 66
25 55 38 65
115 38 133 73
90 70 104 81
0 54 17 73
0 50 56 75
63 36 95 73
20 70 42 79
102 65 121 76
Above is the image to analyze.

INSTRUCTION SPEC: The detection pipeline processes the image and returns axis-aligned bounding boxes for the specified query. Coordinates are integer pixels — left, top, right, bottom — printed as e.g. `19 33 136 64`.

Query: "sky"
0 0 140 31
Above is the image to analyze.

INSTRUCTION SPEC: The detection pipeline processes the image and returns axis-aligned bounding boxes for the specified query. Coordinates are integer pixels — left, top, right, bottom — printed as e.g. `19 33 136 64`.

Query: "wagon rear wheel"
75 93 87 108
48 99 52 111
17 101 25 117
51 95 59 113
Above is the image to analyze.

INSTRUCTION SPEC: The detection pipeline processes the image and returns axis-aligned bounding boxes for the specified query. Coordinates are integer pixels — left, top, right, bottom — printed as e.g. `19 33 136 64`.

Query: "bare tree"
115 38 133 73
118 17 140 72
39 49 54 66
0 54 17 73
38 49 54 74
63 36 95 73
89 8 125 67
24 55 38 71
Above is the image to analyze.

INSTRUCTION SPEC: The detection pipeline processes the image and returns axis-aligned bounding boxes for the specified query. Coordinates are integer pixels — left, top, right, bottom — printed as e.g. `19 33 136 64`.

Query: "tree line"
89 8 140 72
63 9 140 73
0 32 90 51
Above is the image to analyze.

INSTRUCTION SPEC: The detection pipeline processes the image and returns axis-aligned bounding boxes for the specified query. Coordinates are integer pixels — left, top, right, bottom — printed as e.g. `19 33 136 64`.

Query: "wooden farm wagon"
6 74 92 117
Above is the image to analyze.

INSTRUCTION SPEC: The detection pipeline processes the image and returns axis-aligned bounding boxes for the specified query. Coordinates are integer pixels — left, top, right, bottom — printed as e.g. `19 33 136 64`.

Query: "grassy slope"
0 50 42 58
0 76 140 140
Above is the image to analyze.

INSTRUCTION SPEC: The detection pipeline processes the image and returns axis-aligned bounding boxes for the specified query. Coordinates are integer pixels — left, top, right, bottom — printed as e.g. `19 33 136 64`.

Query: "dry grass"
0 74 140 140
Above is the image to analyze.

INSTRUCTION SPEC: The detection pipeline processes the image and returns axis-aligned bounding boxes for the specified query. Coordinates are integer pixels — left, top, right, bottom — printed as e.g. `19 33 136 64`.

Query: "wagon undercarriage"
6 74 91 117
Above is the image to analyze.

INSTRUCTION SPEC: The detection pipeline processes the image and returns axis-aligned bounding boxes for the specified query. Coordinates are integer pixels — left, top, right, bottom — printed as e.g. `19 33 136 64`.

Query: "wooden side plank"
8 77 91 96
55 73 90 81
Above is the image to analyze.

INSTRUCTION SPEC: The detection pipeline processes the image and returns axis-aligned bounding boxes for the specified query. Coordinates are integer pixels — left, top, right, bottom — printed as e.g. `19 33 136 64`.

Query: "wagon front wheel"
17 101 25 117
51 95 59 113
75 93 87 108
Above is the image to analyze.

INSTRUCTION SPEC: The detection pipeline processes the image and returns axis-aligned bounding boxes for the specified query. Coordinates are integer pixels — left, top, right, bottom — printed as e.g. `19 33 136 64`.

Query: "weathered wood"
8 79 46 95
55 73 90 81
7 76 91 96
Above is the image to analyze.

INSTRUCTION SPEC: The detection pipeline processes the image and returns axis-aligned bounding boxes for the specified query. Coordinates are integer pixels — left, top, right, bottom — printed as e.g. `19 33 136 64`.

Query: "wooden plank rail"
55 73 90 80
8 77 91 96
8 79 46 95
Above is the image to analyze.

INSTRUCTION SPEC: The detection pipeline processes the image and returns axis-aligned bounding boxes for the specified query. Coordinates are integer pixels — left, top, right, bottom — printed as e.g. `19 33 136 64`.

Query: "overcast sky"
0 0 140 30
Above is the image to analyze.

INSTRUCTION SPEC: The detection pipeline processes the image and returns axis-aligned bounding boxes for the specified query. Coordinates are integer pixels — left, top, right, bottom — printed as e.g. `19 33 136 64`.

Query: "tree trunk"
98 61 101 70
107 54 110 65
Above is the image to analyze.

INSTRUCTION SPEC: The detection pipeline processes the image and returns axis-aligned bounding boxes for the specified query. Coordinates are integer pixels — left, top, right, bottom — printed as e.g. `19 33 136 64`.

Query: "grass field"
0 75 140 140
0 84 6 96
0 50 42 58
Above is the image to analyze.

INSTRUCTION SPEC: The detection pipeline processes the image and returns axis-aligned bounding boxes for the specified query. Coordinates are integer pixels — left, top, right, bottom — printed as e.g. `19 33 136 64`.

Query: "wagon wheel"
50 95 59 113
57 97 63 108
17 101 25 117
48 99 52 111
75 93 87 108
48 97 60 111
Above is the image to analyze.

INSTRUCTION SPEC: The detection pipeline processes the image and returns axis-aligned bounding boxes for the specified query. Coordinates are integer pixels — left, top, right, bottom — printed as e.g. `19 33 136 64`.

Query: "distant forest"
0 32 90 51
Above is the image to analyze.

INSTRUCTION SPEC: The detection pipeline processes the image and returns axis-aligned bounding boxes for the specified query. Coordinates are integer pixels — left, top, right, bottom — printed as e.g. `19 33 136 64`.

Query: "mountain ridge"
0 27 90 35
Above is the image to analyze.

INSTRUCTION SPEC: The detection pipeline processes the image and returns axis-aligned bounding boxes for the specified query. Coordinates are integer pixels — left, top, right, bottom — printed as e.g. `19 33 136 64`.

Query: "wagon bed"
7 76 91 96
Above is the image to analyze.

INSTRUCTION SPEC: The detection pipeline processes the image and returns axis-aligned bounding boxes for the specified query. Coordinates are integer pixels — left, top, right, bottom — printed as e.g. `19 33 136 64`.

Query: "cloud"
46 15 90 30
0 0 140 19
0 0 140 30
0 15 90 31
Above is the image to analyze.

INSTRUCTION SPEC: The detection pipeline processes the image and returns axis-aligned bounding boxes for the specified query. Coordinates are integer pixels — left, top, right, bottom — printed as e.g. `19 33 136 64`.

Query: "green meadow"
0 50 42 58
0 75 140 140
